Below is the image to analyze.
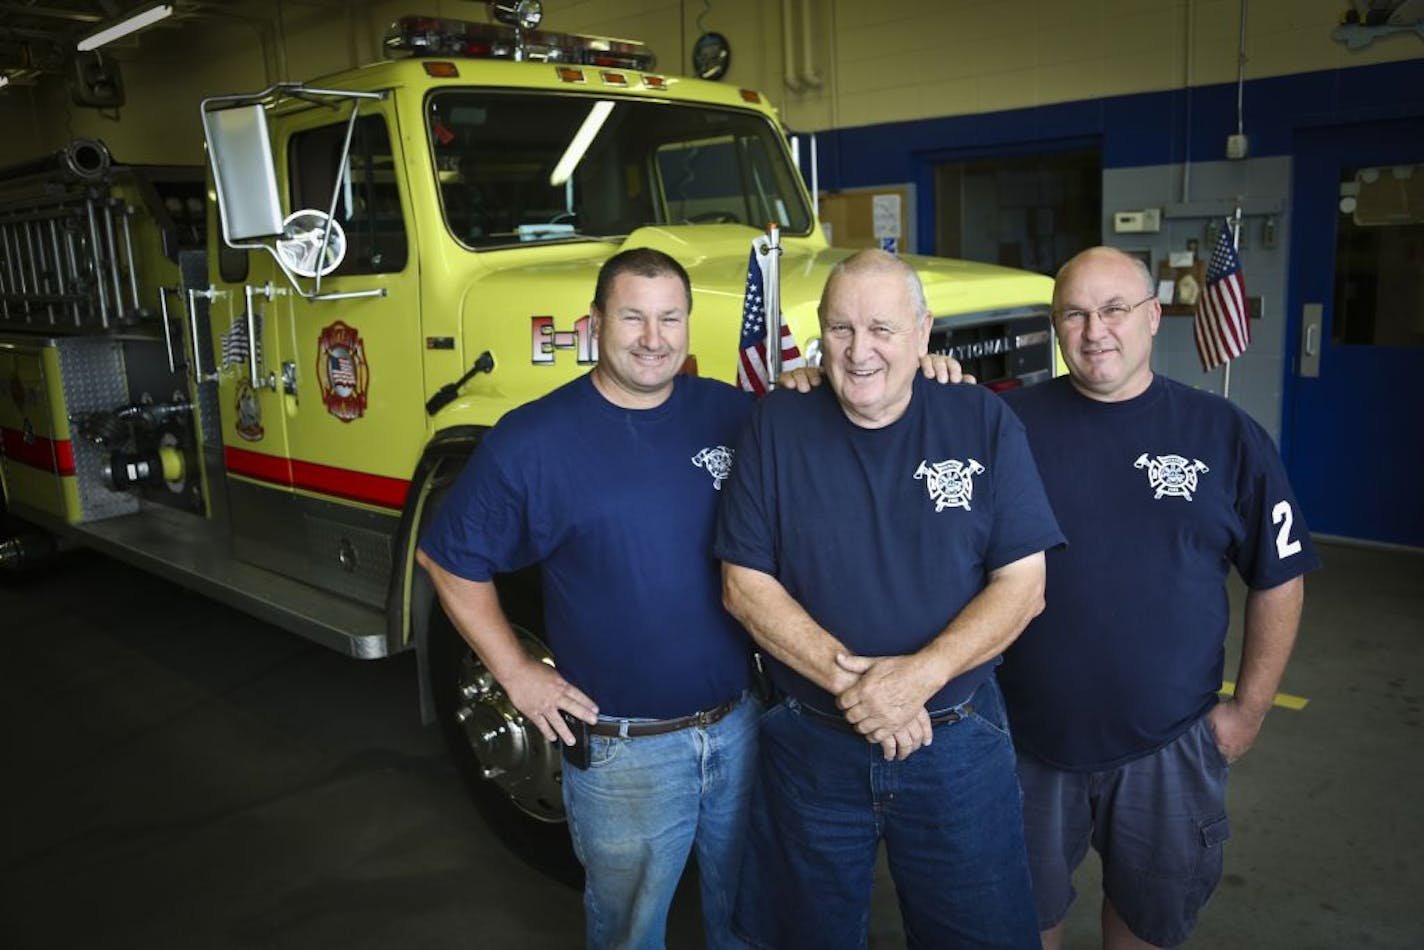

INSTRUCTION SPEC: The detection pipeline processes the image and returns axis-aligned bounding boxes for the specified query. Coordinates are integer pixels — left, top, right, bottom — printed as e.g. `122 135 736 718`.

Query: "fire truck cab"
0 8 1054 876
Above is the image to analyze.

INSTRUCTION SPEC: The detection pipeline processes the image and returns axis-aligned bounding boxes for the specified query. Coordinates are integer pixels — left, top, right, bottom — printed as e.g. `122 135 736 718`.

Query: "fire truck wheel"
428 604 583 887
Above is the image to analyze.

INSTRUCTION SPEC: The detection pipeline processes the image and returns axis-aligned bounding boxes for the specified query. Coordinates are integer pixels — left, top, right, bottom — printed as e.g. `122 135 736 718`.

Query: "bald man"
716 250 1062 949
998 247 1320 949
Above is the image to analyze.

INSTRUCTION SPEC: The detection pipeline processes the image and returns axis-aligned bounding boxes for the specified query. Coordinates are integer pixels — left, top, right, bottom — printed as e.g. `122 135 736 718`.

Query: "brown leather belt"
589 695 743 738
797 702 974 734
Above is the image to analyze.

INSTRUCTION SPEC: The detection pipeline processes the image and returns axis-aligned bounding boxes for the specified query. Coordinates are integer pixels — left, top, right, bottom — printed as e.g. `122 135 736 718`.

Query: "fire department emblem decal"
1134 453 1209 500
316 321 370 422
914 457 984 512
235 380 264 442
692 445 733 490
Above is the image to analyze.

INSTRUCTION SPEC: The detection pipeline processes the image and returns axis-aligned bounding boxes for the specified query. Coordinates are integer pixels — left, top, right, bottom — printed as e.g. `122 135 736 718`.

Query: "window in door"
288 114 409 275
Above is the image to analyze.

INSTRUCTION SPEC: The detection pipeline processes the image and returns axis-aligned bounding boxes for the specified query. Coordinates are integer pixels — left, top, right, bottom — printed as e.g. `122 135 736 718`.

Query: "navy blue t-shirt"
419 374 755 719
999 375 1321 771
715 375 1064 715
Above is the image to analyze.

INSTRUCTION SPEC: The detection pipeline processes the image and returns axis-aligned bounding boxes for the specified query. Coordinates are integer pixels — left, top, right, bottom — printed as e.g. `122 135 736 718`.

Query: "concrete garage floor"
1 540 1420 949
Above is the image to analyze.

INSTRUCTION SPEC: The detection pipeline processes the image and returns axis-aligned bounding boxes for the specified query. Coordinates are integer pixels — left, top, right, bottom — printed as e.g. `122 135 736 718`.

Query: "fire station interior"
2 2 1422 948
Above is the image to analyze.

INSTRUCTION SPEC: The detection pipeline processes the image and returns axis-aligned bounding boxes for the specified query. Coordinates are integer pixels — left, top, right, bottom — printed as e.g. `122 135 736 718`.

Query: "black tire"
428 591 582 888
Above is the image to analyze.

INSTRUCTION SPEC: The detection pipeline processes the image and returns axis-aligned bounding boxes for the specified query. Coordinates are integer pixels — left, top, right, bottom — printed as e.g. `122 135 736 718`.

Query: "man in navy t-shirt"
418 248 758 950
716 249 1063 949
999 246 1320 949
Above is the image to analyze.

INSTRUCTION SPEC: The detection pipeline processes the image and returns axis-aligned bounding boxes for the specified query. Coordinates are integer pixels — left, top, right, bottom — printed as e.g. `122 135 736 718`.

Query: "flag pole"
765 222 783 385
1223 205 1242 400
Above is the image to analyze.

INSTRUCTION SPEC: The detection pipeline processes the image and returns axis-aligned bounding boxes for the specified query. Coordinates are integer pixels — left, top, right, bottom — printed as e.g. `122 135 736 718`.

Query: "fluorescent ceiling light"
77 3 174 52
549 101 614 187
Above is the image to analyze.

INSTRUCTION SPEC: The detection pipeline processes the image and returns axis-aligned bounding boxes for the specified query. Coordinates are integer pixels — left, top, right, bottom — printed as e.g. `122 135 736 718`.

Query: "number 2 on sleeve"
1272 500 1303 558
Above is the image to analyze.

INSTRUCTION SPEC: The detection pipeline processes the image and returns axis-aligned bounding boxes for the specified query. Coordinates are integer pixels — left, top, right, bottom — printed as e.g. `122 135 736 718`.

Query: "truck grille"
929 306 1054 389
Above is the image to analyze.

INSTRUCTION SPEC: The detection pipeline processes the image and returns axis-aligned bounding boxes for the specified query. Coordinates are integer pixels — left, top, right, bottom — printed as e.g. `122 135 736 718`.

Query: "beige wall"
1 0 1419 168
562 0 1422 132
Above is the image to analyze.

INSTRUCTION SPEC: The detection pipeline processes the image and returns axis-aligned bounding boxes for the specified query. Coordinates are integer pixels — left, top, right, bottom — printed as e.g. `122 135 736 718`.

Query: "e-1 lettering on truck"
0 5 1054 878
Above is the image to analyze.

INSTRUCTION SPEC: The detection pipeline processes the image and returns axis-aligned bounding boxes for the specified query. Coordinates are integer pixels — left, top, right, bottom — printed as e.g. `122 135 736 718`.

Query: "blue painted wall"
811 58 1424 256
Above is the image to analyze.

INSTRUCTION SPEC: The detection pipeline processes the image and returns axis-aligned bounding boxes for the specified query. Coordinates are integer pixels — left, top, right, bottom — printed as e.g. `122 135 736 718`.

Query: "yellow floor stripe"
1219 681 1309 711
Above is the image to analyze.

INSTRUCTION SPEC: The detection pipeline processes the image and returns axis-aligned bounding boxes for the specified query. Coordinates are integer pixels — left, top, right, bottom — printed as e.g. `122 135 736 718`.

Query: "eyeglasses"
1052 294 1156 326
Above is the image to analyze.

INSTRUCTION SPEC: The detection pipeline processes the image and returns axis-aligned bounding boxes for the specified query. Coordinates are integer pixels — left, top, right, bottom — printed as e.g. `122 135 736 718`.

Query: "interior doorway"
934 148 1101 276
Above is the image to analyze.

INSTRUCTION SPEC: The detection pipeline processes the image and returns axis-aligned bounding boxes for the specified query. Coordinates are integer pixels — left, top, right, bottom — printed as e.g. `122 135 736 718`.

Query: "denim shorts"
1016 714 1232 947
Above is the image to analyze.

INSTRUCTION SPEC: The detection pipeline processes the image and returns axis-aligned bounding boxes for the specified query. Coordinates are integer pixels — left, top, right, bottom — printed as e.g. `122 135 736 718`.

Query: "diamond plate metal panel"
302 511 394 609
53 336 138 521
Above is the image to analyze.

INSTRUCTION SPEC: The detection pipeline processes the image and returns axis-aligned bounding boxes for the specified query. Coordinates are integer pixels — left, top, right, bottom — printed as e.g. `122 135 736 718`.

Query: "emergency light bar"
384 14 656 71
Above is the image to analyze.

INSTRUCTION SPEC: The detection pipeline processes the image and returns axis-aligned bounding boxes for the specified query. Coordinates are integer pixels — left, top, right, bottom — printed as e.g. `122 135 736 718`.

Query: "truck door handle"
186 286 219 385
244 283 277 391
1303 323 1318 357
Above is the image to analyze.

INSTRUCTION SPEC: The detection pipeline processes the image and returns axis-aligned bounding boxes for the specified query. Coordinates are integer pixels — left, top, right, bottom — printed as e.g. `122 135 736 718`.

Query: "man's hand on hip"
501 656 600 746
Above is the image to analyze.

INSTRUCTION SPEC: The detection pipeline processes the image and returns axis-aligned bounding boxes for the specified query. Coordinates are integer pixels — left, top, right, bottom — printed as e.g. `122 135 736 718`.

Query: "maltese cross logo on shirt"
915 457 984 512
1134 452 1209 500
692 445 734 490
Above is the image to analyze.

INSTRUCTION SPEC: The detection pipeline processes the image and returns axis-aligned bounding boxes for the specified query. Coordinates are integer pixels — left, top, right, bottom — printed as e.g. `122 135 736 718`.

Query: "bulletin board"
817 184 916 253
1157 259 1207 316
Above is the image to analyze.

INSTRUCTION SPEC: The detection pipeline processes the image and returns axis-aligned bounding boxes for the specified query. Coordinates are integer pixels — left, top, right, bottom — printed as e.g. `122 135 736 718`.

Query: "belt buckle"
694 701 722 728
696 696 734 728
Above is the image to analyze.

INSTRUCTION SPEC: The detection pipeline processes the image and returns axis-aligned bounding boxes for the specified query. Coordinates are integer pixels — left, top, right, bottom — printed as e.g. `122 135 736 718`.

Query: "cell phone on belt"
560 711 591 770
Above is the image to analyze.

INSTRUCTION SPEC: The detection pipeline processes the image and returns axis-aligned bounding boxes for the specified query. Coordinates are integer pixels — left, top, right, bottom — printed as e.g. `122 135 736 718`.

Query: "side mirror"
276 210 347 278
202 103 283 242
199 86 386 302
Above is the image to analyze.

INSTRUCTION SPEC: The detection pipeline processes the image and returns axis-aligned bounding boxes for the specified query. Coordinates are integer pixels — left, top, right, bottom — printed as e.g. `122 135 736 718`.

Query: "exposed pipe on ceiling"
1181 0 1195 202
781 0 804 92
1235 0 1248 139
780 0 824 92
797 0 822 90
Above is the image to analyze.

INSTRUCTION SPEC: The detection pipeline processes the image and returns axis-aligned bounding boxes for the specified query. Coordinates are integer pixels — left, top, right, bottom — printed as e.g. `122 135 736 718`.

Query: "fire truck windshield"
427 91 813 249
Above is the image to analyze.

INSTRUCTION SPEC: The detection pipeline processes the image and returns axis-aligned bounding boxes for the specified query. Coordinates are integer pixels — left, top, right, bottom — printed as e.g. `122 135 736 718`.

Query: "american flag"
328 352 357 388
1193 223 1250 372
737 241 803 396
220 315 261 368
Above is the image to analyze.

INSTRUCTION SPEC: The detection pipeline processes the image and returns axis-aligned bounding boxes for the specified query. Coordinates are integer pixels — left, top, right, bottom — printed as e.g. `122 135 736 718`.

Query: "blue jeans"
734 676 1039 950
561 694 758 950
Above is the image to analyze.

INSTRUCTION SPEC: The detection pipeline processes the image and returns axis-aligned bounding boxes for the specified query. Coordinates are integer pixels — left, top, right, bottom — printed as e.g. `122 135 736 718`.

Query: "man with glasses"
998 246 1320 949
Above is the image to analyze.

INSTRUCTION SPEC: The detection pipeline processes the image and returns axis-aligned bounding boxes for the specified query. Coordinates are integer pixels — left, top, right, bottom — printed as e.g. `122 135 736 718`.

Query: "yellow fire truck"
0 7 1053 877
